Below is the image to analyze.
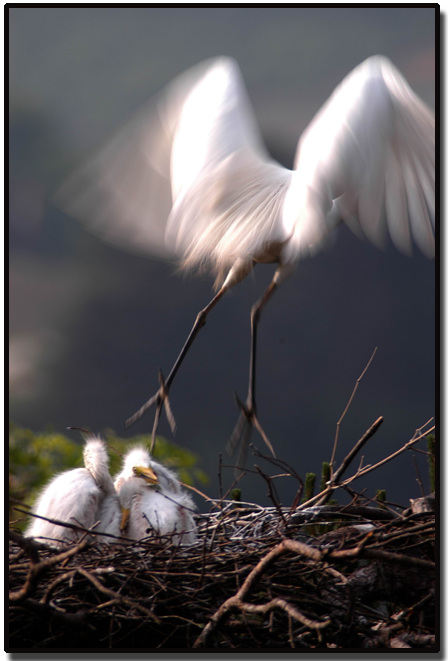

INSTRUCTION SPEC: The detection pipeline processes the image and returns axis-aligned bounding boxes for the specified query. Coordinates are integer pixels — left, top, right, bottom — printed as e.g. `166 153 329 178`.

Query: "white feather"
26 436 121 547
287 55 435 259
56 55 434 289
115 446 197 545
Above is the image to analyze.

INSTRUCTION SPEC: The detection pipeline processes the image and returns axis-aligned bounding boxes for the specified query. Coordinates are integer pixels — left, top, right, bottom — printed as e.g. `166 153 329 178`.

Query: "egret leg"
227 280 278 469
126 285 229 430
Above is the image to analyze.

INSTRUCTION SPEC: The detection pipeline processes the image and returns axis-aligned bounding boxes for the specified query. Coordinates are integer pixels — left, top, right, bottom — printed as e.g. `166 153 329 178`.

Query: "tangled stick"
10 411 435 650
330 347 379 471
9 531 90 602
193 539 331 648
10 532 161 630
10 498 435 650
76 568 161 621
193 523 435 648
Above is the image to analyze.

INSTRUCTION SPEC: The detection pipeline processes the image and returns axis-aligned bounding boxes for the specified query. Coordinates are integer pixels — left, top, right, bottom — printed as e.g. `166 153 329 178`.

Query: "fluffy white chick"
26 436 121 547
116 445 197 545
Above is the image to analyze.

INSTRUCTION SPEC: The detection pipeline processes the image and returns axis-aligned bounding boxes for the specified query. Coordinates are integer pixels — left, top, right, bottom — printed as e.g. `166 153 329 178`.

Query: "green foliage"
302 472 316 504
375 489 387 509
319 461 338 506
320 461 331 491
230 488 242 502
9 423 209 530
9 423 83 507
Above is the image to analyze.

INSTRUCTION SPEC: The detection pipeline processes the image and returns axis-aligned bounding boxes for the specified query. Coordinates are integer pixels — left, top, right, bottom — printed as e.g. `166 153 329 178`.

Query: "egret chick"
115 446 197 545
114 445 158 491
26 436 121 547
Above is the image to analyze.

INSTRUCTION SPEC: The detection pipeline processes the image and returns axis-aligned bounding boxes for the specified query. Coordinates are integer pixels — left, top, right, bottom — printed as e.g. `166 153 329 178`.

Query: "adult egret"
115 446 197 544
58 56 435 465
26 436 121 547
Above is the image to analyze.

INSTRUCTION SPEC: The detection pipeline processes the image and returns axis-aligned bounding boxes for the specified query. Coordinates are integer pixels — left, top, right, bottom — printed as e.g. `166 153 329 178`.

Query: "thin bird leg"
227 280 278 467
126 285 229 428
149 370 172 454
248 282 278 412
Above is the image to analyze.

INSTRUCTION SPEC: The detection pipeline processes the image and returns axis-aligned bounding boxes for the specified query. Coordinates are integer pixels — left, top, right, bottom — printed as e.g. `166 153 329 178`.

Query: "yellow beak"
120 507 130 532
132 465 159 485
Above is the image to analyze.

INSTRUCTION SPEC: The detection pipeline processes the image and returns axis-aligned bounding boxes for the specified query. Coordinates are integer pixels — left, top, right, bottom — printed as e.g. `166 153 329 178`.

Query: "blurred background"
9 7 436 509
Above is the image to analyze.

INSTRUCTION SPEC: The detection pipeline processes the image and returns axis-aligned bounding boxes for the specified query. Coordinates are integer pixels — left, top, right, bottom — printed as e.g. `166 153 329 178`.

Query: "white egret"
114 445 159 491
115 446 197 544
58 56 435 466
26 436 121 547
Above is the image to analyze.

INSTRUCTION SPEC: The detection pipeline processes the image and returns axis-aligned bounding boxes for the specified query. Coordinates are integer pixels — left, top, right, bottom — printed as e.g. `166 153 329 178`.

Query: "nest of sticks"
9 491 436 651
9 401 437 651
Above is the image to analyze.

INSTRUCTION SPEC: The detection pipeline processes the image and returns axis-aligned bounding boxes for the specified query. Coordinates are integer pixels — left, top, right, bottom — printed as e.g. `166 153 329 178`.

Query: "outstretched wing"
290 56 435 259
56 58 291 278
165 58 290 278
55 58 247 259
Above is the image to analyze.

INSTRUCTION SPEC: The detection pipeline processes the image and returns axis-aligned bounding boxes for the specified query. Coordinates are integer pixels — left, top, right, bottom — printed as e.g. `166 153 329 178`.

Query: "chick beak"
120 507 130 532
132 465 159 485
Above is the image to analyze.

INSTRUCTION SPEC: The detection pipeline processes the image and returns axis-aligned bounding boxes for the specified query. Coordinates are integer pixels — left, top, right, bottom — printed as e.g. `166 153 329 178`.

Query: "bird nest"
9 496 436 651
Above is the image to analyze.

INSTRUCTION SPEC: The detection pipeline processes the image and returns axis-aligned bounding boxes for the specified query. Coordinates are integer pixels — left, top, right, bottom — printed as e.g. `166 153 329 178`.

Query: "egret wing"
165 59 291 279
168 58 267 202
26 468 101 544
291 56 435 258
55 58 248 259
57 58 293 277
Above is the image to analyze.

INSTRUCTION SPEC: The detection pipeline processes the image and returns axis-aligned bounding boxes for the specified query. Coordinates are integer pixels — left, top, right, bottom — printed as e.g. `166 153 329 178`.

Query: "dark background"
9 7 436 509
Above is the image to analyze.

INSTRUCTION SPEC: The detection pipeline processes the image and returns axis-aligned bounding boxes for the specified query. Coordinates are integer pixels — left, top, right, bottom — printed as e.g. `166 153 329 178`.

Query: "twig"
13 507 126 545
9 530 41 564
180 481 212 503
193 538 330 647
9 535 90 602
412 454 425 497
221 469 245 503
10 597 88 628
330 347 378 471
330 546 435 570
253 464 287 527
233 597 329 629
341 426 435 483
10 496 435 650
331 417 384 485
250 447 304 512
76 568 161 622
301 417 383 509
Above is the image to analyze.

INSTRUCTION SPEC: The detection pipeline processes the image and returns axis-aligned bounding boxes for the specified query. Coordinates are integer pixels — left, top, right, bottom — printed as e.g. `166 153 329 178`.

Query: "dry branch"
9 498 436 650
330 347 378 470
9 417 437 650
193 538 330 647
